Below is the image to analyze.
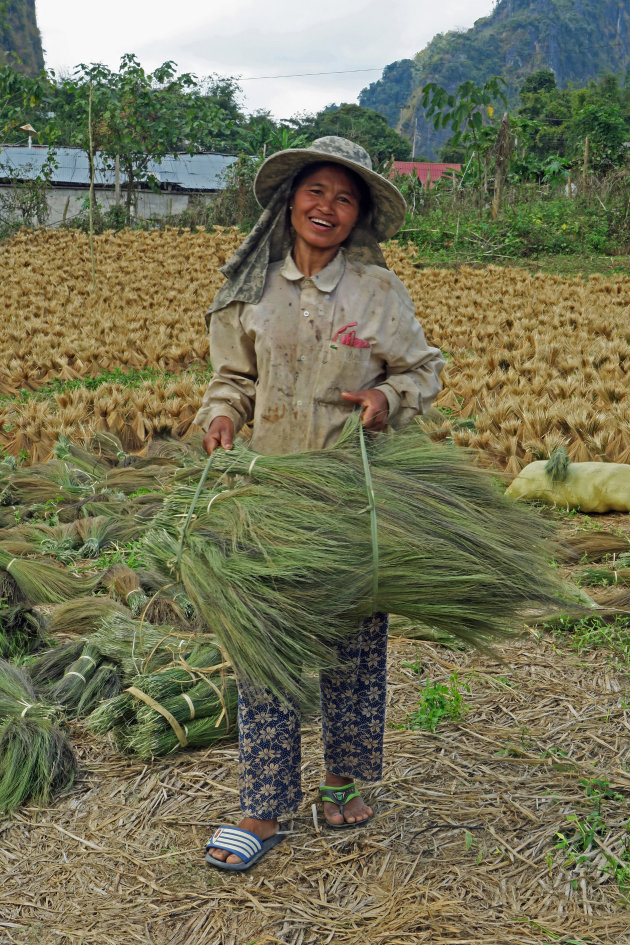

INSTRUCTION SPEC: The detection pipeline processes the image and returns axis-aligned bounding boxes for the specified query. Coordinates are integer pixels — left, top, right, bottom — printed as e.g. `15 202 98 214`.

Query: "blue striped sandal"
319 782 373 829
205 826 285 871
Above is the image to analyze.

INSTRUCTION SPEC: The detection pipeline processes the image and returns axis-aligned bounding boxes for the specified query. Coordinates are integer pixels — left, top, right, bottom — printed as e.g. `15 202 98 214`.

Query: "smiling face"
290 164 361 264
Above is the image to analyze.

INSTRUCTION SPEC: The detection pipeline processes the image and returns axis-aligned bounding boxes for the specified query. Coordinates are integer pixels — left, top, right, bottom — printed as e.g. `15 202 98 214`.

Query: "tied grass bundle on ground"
0 603 47 660
88 610 207 678
27 639 121 720
74 514 141 558
0 522 81 564
0 571 25 606
553 532 630 563
0 659 76 813
48 596 129 637
142 595 193 630
102 564 149 616
88 641 237 758
45 643 121 718
54 434 112 480
28 610 203 701
142 418 580 704
0 547 101 604
0 459 96 507
28 610 200 708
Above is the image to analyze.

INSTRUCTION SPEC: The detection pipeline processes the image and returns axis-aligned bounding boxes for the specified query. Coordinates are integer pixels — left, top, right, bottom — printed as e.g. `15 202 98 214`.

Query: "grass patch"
547 613 630 666
0 364 212 405
405 670 470 733
554 776 630 901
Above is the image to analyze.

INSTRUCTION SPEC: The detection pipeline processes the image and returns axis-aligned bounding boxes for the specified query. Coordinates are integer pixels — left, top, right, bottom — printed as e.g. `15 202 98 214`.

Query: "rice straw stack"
142 418 580 703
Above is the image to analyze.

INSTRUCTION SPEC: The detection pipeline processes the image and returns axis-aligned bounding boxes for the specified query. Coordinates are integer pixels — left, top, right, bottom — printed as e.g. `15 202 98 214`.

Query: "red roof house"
391 161 461 187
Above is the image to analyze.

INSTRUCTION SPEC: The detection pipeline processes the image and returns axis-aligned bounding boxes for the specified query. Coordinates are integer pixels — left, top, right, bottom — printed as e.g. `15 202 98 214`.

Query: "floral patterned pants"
237 613 389 819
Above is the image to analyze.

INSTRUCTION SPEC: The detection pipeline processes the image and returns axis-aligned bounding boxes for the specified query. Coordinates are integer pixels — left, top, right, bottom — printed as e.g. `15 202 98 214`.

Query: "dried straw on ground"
1 625 628 945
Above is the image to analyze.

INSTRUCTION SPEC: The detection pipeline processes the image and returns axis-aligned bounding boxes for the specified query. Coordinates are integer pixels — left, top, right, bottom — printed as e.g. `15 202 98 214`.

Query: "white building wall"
0 185 215 226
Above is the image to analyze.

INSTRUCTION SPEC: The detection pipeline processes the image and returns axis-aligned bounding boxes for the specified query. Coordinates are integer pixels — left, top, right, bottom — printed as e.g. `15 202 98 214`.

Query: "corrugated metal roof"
391 162 461 187
0 146 237 191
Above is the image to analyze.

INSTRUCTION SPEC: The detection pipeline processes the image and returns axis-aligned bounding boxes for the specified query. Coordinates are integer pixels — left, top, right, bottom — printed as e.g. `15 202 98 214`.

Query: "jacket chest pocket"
317 344 374 403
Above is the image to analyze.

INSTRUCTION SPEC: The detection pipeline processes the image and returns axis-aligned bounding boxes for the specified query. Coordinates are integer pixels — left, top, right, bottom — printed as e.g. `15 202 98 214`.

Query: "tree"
51 55 233 221
0 63 46 140
236 111 310 158
196 75 245 152
520 69 557 97
421 77 507 204
569 102 627 172
296 104 412 166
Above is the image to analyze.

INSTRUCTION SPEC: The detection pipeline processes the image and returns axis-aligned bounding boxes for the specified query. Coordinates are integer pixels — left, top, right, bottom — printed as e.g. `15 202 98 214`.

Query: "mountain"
0 0 44 76
359 0 630 159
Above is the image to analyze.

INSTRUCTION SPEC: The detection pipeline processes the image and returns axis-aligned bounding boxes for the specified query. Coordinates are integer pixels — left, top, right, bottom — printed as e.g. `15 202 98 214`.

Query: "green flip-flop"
319 782 373 830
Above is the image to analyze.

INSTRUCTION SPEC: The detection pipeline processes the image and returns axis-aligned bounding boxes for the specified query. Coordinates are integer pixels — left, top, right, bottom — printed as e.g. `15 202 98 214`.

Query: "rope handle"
126 686 188 747
358 423 379 610
175 447 248 575
175 454 215 574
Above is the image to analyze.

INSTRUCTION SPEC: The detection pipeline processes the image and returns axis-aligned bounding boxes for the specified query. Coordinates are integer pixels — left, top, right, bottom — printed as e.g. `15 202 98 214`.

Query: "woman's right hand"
203 417 235 456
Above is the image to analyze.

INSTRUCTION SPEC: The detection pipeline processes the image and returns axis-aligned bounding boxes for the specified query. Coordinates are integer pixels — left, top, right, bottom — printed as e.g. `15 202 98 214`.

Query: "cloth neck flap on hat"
208 179 389 315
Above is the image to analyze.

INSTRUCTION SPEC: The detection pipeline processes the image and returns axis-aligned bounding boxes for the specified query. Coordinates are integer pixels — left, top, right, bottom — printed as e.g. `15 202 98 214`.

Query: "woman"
195 136 445 870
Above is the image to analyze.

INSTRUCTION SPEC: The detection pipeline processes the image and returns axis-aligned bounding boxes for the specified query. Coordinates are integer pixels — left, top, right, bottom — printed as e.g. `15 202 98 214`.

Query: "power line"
240 67 383 81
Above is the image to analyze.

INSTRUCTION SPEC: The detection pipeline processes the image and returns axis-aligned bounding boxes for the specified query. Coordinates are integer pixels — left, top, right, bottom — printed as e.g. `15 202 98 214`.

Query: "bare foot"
207 816 279 865
323 773 373 826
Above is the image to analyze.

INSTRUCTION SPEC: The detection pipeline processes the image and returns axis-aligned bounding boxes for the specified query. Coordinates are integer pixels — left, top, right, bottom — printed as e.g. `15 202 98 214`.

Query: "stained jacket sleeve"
193 301 257 434
371 271 445 428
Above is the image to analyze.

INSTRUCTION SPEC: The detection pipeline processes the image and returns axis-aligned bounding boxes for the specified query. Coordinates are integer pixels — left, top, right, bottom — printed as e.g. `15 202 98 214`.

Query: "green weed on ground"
404 669 470 733
546 613 630 667
554 777 630 901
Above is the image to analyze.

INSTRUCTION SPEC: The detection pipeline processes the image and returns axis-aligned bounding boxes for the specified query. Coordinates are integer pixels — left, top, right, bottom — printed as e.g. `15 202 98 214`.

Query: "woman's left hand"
341 388 389 432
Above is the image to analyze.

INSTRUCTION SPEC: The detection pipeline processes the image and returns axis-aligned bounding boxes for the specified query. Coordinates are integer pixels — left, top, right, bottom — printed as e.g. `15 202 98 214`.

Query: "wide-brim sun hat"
254 136 407 242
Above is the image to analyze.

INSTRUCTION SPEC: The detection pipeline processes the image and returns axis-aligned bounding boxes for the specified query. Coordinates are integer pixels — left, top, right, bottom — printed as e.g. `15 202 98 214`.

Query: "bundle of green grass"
87 624 237 758
0 659 76 813
29 611 237 757
141 418 575 703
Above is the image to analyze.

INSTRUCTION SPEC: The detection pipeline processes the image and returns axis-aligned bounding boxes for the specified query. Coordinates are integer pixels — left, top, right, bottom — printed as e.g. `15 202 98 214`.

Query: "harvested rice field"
0 228 629 945
1 228 629 469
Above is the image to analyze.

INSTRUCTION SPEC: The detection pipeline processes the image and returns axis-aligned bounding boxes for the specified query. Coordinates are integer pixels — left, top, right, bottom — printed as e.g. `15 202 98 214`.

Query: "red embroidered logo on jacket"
332 321 370 348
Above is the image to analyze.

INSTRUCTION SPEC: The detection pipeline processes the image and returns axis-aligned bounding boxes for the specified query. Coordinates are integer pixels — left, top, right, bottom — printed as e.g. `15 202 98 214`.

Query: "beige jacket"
194 250 445 455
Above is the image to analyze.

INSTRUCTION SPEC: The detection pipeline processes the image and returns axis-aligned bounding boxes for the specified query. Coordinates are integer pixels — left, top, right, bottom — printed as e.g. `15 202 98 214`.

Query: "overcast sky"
36 0 494 121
